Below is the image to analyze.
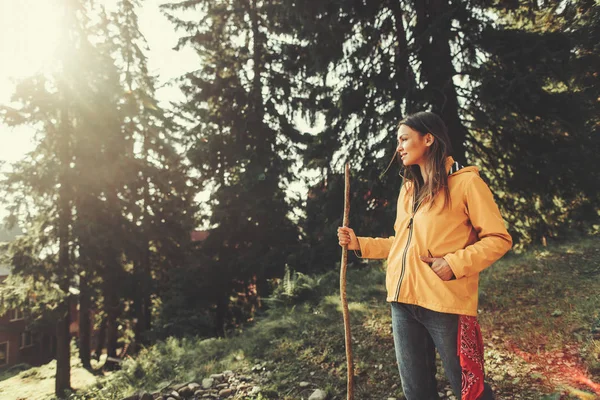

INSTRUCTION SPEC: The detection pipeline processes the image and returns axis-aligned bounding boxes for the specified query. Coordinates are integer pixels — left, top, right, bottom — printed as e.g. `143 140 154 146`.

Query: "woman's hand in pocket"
420 255 455 281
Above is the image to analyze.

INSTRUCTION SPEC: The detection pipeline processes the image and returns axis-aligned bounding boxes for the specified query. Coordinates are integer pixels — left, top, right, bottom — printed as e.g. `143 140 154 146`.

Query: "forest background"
0 0 598 398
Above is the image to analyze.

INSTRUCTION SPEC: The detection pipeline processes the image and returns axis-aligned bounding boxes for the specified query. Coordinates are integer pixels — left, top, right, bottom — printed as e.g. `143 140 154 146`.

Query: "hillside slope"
2 237 599 400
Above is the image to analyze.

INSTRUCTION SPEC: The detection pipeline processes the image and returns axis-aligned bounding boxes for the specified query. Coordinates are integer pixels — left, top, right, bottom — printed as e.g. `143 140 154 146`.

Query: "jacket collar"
446 156 465 176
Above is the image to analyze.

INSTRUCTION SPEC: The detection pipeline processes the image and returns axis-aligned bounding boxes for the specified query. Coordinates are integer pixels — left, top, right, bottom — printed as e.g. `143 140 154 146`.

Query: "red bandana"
458 315 485 400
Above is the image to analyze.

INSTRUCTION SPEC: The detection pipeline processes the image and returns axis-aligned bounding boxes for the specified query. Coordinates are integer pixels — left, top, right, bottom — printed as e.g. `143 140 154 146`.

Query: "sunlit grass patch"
479 237 600 397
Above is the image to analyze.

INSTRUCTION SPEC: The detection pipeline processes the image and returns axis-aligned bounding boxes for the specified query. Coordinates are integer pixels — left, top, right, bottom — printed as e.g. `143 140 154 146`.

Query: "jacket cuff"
357 237 368 258
443 254 465 279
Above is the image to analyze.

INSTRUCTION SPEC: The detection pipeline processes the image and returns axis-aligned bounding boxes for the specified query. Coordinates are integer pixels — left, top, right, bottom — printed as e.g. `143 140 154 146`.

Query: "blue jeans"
391 302 494 400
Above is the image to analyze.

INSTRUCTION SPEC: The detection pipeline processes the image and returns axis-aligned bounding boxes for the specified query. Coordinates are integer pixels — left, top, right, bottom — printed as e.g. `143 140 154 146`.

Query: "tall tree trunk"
78 272 91 369
143 280 152 332
250 0 264 122
55 302 71 398
132 262 143 353
389 0 416 115
135 126 152 347
56 106 72 397
105 278 120 363
141 245 152 335
104 188 122 368
94 316 107 360
214 291 228 338
414 0 468 163
132 247 150 351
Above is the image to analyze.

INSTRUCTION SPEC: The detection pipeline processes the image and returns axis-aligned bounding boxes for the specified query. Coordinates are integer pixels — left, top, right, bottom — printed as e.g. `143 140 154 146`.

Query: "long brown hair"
398 111 453 210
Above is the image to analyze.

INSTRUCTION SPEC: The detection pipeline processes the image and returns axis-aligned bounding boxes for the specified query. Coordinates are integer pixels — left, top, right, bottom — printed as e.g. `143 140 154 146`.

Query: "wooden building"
0 266 56 369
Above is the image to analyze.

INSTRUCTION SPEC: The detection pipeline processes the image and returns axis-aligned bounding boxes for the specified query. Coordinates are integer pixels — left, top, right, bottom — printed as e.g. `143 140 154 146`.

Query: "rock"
570 325 585 333
140 394 153 400
169 391 181 400
216 383 229 389
194 390 205 397
188 382 200 390
218 388 234 397
252 363 263 371
223 370 234 377
387 398 398 400
310 371 315 376
202 378 214 389
177 386 193 398
250 386 261 395
446 390 453 396
308 389 327 400
299 381 311 388
210 373 224 381
492 374 504 382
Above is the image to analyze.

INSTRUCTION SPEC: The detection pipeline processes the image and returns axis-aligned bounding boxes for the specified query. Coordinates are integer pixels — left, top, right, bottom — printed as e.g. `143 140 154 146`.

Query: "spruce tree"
162 0 300 335
0 0 97 392
467 0 600 244
109 0 197 348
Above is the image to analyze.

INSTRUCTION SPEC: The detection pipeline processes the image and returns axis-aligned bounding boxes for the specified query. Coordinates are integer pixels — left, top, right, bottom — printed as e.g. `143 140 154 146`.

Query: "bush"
264 265 327 308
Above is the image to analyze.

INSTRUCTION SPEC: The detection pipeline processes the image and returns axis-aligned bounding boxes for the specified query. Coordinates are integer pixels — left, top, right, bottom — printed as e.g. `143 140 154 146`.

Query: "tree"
277 0 488 266
108 0 198 348
283 0 599 252
0 0 87 390
466 0 600 245
2 2 199 382
162 0 300 335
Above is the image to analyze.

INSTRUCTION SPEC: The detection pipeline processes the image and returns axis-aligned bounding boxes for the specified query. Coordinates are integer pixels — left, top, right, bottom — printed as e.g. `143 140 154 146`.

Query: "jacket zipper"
393 195 422 301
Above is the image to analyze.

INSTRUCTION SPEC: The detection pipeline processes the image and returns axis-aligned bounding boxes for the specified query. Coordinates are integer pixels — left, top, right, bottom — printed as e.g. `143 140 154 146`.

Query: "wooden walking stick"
340 163 354 400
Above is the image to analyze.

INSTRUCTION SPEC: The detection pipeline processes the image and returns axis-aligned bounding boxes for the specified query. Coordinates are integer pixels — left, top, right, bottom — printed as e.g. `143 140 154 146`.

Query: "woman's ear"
425 133 435 147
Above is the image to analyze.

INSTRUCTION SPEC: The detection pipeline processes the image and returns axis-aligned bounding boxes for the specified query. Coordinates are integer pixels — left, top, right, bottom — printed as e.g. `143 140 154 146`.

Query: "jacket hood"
446 156 479 177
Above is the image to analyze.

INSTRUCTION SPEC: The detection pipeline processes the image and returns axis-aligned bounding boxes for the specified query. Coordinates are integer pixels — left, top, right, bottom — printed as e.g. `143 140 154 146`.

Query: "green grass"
478 237 600 398
4 236 599 399
0 357 98 400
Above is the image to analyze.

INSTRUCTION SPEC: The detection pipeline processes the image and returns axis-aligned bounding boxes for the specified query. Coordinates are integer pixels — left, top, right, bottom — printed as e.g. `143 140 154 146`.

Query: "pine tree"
283 0 599 251
278 0 488 267
466 0 600 245
1 0 137 388
0 0 92 391
108 0 198 349
162 0 300 335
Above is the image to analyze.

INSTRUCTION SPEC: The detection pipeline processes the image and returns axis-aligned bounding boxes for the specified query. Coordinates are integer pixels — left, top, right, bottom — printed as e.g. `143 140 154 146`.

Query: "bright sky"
0 0 197 165
0 0 316 222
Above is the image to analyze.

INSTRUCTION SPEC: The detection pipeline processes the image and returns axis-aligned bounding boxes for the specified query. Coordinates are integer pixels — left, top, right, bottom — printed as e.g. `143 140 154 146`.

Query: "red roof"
190 230 210 242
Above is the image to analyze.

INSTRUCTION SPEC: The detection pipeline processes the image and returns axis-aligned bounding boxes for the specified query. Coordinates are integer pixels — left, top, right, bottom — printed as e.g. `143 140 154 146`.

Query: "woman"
337 111 512 400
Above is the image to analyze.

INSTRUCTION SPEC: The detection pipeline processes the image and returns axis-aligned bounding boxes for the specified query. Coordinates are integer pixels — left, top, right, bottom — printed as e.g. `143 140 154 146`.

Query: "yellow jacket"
357 157 512 316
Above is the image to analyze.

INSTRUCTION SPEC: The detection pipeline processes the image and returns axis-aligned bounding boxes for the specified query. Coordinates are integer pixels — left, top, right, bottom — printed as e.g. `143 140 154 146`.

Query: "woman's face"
396 124 431 167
